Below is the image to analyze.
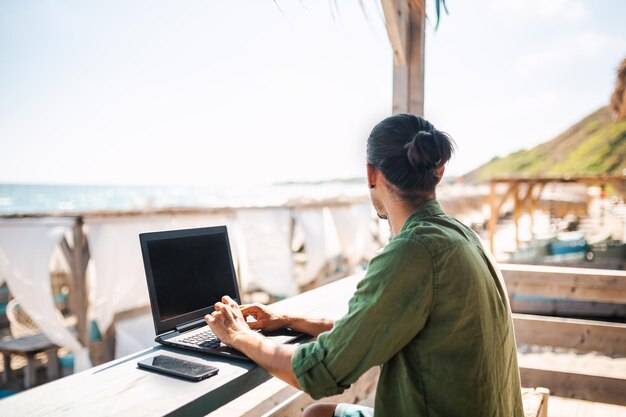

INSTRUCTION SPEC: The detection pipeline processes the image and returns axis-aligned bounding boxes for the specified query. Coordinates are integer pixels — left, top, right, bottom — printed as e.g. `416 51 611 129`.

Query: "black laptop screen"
146 231 238 322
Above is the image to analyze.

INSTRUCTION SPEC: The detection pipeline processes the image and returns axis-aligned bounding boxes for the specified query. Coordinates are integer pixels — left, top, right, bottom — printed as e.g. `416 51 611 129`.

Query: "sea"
0 181 370 215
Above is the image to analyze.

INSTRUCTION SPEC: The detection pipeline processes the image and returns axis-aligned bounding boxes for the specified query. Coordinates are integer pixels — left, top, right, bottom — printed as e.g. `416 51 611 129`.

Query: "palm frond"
272 0 287 19
410 0 449 29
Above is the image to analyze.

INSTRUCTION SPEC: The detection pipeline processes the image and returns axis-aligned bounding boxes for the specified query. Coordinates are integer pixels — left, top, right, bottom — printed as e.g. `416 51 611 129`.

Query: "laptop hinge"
175 318 206 333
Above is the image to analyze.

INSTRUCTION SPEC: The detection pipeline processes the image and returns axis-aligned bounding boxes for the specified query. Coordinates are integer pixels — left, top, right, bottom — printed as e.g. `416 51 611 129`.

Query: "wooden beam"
69 218 90 350
522 388 549 417
528 183 545 233
513 313 626 355
501 263 626 304
489 181 496 253
519 366 626 406
381 0 408 66
489 183 515 253
263 368 379 417
383 0 426 115
407 5 426 116
513 183 521 248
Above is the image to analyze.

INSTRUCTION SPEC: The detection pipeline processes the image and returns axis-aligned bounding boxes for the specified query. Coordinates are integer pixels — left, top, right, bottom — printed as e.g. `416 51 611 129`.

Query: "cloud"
492 0 586 22
513 30 625 78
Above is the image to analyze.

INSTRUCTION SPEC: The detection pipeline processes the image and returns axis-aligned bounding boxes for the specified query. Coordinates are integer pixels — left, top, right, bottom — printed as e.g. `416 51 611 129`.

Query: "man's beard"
371 193 388 220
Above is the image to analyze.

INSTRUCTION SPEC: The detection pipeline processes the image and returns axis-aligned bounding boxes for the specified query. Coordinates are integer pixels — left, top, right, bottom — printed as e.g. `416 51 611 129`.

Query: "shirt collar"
400 199 445 233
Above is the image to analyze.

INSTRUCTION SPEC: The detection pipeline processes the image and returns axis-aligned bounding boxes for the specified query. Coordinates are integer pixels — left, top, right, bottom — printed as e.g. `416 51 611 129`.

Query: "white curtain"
330 204 377 269
85 214 233 335
293 208 341 286
113 313 154 359
0 218 91 372
236 208 297 297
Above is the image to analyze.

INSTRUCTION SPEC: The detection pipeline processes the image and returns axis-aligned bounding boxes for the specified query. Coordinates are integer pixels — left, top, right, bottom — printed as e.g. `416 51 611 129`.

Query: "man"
206 114 524 417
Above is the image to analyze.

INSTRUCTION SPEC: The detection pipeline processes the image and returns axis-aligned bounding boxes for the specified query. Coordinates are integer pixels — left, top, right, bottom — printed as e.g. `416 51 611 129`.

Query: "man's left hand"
204 295 254 346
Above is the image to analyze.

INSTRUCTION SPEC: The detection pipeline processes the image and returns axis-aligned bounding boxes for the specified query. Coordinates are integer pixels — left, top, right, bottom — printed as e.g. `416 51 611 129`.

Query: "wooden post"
72 218 90 350
382 0 426 116
513 183 521 249
61 217 90 354
528 183 545 235
489 180 497 253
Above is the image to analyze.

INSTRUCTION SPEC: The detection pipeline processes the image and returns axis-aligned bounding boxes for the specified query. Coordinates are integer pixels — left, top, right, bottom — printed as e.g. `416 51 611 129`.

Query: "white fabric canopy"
293 208 341 286
330 204 377 269
113 313 154 359
235 209 297 297
85 214 233 334
0 218 91 372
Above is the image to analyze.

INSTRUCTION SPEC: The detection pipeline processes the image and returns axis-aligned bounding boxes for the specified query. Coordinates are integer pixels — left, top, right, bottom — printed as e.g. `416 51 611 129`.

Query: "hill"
464 106 626 182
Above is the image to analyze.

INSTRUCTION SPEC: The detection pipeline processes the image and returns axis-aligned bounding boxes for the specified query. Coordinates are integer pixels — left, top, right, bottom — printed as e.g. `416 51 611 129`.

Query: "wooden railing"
502 264 626 406
501 263 626 304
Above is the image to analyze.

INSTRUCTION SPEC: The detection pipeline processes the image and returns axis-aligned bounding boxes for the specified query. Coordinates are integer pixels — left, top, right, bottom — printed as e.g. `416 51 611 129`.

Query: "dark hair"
367 114 455 201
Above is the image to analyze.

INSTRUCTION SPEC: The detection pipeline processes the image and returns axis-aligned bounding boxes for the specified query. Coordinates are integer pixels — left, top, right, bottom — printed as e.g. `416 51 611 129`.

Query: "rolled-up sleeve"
291 237 434 400
292 341 349 399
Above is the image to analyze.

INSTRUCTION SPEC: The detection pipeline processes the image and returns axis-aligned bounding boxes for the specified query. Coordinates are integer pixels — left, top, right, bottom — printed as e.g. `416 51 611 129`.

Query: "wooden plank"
489 183 516 253
205 378 299 417
548 395 626 417
513 313 626 355
381 0 408 66
511 299 626 318
520 366 626 406
489 181 497 253
407 4 425 116
0 333 57 355
501 264 626 304
522 388 550 417
261 368 379 417
513 183 521 248
70 219 90 352
382 0 425 116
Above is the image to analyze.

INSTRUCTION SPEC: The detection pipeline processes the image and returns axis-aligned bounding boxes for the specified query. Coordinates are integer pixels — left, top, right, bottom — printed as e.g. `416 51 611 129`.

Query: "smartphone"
137 355 219 381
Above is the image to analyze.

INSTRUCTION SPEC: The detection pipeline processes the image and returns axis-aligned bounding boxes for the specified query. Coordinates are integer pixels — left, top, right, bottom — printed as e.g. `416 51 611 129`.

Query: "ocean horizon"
0 181 371 215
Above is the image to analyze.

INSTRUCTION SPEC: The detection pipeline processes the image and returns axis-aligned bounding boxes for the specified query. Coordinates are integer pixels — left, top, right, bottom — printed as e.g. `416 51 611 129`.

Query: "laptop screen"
140 226 240 334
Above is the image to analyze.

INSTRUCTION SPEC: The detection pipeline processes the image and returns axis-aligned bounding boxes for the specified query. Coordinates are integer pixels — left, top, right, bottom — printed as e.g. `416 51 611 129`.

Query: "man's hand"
204 295 254 347
204 296 302 390
240 303 288 331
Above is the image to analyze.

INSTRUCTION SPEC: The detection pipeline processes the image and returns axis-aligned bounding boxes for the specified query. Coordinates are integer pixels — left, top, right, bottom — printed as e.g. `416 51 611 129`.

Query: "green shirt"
292 200 524 417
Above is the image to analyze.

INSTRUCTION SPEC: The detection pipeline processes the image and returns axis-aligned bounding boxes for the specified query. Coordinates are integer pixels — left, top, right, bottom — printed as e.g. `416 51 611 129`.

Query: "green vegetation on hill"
464 106 626 182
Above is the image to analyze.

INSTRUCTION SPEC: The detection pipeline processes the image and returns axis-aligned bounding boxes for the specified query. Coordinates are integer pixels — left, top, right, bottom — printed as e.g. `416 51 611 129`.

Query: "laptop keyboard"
180 328 221 348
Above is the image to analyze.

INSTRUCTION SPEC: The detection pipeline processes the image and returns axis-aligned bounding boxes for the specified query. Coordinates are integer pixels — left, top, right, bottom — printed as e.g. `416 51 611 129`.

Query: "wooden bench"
0 333 59 389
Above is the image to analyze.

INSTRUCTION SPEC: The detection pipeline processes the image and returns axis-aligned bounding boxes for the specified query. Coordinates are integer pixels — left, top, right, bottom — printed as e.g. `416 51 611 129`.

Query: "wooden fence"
502 264 626 406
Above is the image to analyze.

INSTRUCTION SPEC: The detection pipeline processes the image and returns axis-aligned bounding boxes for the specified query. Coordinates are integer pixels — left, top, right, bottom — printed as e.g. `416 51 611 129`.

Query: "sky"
0 0 625 186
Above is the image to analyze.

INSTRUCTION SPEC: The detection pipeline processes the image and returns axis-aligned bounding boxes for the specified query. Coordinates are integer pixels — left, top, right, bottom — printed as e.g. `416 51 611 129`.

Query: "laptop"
139 225 305 360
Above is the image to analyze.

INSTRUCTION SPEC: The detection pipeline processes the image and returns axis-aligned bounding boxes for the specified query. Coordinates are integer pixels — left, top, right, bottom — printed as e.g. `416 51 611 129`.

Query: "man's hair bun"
405 130 453 171
367 114 455 195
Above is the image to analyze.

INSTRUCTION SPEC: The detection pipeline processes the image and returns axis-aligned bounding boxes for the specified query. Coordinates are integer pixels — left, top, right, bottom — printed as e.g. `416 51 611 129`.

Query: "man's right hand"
240 303 288 331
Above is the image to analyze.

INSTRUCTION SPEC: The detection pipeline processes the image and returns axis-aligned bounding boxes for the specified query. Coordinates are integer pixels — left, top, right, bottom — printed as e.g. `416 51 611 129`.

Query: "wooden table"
0 274 362 416
0 333 59 389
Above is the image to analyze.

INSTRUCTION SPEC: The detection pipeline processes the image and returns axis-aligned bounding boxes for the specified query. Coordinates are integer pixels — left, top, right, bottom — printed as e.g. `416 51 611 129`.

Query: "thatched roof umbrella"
610 58 626 120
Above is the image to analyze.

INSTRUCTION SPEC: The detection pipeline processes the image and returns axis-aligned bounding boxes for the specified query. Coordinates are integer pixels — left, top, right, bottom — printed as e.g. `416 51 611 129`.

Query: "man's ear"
437 165 445 182
367 164 377 189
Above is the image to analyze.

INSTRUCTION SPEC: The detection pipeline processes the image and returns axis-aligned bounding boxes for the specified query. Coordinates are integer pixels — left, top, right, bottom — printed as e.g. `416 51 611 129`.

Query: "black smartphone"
137 355 219 382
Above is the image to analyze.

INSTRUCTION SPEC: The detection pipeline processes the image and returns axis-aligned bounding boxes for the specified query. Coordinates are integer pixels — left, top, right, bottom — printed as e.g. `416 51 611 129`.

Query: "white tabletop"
0 273 363 417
